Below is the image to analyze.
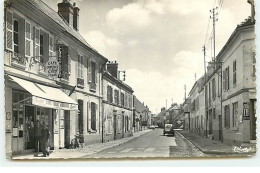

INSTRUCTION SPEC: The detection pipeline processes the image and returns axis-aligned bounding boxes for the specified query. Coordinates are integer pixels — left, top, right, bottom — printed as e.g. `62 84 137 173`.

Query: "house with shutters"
102 61 134 142
4 0 109 158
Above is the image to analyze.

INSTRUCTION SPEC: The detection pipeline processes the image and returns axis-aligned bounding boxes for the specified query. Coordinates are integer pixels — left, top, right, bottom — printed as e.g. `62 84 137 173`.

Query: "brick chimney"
73 2 80 31
107 61 118 78
58 0 74 27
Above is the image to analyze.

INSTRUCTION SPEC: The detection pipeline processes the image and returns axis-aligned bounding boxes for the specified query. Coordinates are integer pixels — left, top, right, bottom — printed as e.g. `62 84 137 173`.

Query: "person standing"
42 121 50 157
34 119 43 153
28 116 34 149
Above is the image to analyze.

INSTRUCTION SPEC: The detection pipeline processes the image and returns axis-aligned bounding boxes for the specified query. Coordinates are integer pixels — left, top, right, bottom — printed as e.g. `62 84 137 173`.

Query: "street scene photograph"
2 0 257 160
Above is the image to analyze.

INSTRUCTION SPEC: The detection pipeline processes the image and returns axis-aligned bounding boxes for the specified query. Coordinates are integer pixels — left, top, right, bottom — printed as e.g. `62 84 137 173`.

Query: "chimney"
247 0 255 22
73 3 80 31
107 61 118 78
58 0 74 27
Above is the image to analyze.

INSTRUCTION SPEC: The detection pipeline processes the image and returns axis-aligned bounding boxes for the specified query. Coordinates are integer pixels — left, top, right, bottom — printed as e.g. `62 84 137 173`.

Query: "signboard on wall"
46 57 59 79
243 102 250 120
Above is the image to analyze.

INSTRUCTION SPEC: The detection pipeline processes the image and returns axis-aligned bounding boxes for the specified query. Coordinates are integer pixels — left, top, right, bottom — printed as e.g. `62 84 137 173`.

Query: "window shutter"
87 58 91 83
5 10 13 51
25 21 31 57
107 86 110 102
95 62 98 84
227 67 229 90
62 45 69 73
34 27 40 58
49 36 53 57
111 87 113 103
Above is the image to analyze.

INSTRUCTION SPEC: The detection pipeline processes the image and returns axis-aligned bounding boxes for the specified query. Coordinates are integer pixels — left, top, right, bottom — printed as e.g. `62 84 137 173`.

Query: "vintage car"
163 124 175 136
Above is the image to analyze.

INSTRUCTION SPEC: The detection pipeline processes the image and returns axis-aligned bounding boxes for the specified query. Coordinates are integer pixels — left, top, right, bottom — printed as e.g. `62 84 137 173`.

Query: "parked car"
149 125 156 129
163 124 174 136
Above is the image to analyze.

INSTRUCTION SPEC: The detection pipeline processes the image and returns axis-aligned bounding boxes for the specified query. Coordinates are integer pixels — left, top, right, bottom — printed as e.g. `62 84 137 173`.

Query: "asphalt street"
84 129 206 159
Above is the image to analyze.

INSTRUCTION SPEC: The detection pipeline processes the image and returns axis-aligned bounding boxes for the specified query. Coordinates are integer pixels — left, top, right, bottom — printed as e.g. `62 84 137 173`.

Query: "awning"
9 76 78 110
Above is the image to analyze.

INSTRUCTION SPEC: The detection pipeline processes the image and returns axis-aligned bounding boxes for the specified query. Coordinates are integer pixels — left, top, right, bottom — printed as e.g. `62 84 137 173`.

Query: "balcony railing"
60 71 70 82
77 77 84 88
10 51 28 68
89 82 96 92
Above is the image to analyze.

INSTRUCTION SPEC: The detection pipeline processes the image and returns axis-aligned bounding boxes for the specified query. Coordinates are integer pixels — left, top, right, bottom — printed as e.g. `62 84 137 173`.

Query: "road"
84 129 206 158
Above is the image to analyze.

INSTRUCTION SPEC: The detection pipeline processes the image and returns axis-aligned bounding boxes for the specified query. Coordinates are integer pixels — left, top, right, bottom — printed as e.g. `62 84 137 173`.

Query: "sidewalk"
177 130 257 155
12 129 152 160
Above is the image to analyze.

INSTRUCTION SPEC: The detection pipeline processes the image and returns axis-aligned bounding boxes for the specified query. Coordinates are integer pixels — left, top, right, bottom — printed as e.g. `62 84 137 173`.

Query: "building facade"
102 62 134 142
183 13 256 145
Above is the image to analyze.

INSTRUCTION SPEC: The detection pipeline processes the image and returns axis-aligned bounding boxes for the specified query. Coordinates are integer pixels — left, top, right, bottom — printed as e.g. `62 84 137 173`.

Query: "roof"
133 96 149 113
216 17 255 61
22 0 107 61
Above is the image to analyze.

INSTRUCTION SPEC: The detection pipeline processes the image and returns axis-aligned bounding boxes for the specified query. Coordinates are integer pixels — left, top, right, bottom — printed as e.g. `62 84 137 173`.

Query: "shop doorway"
24 106 35 150
218 114 222 141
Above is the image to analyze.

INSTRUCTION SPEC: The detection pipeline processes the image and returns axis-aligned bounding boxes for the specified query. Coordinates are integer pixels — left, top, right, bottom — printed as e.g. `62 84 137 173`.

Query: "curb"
176 131 256 155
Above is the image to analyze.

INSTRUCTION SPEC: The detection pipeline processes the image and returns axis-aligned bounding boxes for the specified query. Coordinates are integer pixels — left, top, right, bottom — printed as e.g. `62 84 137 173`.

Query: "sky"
43 0 251 114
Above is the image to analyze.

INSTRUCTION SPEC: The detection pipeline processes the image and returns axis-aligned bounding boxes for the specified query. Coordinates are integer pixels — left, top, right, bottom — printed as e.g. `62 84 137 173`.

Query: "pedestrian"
25 117 30 149
28 116 34 149
34 119 43 154
42 121 51 157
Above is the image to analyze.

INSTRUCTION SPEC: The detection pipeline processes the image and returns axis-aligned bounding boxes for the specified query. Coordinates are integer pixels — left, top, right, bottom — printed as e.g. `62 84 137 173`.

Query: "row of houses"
3 0 150 158
181 2 256 146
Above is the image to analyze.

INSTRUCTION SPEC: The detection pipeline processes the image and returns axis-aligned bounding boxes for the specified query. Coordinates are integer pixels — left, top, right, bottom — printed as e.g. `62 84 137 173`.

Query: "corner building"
4 0 108 158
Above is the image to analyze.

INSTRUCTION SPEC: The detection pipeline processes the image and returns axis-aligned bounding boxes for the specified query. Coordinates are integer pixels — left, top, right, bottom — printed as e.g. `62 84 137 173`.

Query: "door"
250 100 256 140
218 114 222 141
209 109 213 134
64 110 70 148
113 114 117 140
122 115 124 138
24 106 35 150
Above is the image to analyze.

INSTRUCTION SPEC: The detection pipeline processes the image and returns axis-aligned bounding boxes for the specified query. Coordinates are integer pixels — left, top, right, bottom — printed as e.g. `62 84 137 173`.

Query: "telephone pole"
184 84 186 101
203 45 208 138
210 7 218 69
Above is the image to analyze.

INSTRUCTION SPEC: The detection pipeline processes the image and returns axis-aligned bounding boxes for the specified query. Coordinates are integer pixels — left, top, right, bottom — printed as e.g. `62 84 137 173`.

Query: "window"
34 27 40 58
77 55 83 78
107 117 112 134
252 52 256 77
114 90 119 105
121 93 124 107
128 94 132 108
91 61 96 83
5 10 13 51
232 102 238 127
218 75 220 97
224 105 230 128
13 20 18 53
107 86 113 103
124 93 128 108
223 67 230 91
212 78 216 99
233 61 237 85
213 108 216 119
40 34 44 63
91 102 96 131
49 36 54 57
25 21 31 57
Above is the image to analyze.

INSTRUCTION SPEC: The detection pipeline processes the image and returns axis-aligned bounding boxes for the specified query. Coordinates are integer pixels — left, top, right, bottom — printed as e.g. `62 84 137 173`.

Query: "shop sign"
32 96 78 110
243 102 250 120
46 57 59 79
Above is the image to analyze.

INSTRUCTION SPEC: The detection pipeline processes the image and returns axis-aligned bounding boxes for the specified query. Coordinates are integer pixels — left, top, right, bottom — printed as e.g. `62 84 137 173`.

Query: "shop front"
5 75 78 157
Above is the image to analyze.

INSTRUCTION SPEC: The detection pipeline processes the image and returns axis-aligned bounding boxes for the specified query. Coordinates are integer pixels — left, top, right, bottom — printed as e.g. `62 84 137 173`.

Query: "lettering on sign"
46 57 59 79
243 102 250 120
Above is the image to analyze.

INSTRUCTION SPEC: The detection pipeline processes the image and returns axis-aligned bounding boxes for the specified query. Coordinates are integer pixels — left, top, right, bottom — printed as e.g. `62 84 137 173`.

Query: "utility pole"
210 7 218 69
203 45 208 138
